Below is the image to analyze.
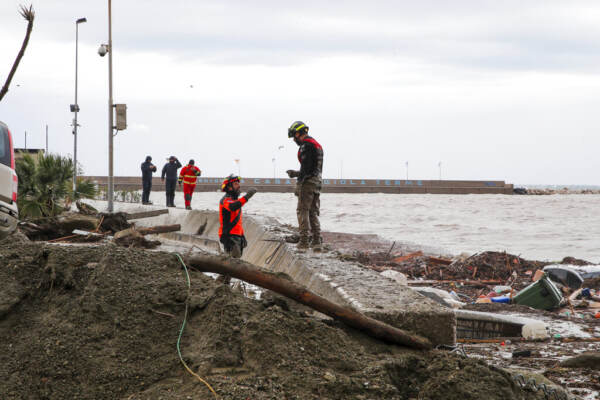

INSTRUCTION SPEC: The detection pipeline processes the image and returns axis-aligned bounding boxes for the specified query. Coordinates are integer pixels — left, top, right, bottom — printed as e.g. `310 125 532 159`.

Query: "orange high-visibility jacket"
178 165 201 185
219 195 248 237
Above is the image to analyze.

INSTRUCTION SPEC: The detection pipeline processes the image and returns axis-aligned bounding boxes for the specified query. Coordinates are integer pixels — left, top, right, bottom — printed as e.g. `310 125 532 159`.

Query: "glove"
286 170 299 178
245 187 258 199
178 180 182 186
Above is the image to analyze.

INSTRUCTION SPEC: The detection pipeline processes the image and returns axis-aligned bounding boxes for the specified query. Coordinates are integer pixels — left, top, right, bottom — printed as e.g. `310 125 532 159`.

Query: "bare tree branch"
0 4 35 102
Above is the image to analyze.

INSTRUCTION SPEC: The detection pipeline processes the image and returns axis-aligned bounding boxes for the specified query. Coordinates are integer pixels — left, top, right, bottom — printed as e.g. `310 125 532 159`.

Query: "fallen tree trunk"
136 224 180 235
186 254 432 350
18 214 99 240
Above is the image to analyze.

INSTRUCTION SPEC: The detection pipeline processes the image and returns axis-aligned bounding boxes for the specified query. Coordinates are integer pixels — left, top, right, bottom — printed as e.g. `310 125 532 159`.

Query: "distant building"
14 148 45 163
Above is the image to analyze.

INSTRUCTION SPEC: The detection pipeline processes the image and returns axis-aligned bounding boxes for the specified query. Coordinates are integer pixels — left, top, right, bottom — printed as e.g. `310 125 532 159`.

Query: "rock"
559 353 600 369
323 371 336 382
380 270 407 285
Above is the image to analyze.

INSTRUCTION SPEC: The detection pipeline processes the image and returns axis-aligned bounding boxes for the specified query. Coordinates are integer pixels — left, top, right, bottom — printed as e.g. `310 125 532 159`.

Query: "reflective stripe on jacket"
178 165 201 185
219 194 248 237
297 135 323 183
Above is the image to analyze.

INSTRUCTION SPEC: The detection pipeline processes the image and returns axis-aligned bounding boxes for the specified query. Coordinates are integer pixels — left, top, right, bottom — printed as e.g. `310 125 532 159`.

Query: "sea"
142 191 600 263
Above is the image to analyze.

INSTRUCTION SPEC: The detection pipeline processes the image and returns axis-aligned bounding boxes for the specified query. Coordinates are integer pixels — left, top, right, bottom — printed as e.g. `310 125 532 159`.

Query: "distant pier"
86 176 514 194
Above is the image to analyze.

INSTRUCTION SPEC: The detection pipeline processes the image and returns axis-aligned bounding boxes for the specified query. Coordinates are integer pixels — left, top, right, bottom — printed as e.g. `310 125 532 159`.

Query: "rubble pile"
0 238 550 400
347 245 600 398
16 208 178 249
352 250 549 283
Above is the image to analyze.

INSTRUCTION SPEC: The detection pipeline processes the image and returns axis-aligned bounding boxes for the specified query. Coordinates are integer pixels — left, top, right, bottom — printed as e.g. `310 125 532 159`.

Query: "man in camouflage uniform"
286 121 324 252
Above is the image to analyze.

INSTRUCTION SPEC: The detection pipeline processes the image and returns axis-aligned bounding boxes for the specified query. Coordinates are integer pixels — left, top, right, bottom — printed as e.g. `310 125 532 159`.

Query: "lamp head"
76 17 87 24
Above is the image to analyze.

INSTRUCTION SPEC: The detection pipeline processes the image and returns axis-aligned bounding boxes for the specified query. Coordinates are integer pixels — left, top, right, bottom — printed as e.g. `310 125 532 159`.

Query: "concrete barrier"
86 176 514 195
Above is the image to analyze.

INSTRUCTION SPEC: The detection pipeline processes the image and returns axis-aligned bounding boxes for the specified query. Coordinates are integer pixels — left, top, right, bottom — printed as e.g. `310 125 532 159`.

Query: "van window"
0 126 10 167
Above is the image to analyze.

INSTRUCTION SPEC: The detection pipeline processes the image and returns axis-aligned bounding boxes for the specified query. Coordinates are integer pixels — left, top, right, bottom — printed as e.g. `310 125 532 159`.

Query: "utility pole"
24 131 27 149
45 124 48 153
438 161 442 180
107 0 114 212
405 161 408 180
73 17 87 192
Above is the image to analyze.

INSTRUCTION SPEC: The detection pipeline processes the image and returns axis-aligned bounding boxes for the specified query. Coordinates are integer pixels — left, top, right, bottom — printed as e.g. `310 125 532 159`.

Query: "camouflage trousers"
295 177 321 243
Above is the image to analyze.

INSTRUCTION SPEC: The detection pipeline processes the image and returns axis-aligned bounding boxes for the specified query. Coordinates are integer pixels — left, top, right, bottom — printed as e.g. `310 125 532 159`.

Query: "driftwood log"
125 209 169 220
185 254 432 350
113 224 181 248
18 214 99 240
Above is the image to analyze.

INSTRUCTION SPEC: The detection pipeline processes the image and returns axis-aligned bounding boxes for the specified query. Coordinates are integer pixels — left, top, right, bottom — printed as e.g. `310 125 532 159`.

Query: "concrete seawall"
121 206 457 346
86 176 514 194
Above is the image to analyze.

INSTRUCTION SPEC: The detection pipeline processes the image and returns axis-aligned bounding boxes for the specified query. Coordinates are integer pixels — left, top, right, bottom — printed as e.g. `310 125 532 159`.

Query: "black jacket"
141 161 156 181
297 136 323 183
161 159 182 181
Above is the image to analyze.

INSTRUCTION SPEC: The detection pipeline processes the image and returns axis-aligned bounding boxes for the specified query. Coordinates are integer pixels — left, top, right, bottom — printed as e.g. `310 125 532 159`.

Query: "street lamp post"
72 17 87 193
272 145 284 178
99 0 115 212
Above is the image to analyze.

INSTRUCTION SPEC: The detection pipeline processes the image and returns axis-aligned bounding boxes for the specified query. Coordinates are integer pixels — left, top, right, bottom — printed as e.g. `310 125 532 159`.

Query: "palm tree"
16 152 97 219
0 5 35 102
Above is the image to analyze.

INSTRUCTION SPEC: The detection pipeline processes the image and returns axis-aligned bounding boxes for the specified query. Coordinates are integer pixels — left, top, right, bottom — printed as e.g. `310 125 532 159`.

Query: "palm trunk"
0 5 35 102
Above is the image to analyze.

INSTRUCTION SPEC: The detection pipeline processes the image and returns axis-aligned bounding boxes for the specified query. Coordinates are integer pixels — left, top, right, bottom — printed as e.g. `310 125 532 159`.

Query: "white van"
0 121 18 238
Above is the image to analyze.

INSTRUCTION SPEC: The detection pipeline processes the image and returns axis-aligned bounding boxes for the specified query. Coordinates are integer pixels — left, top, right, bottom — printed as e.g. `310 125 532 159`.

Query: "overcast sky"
1 0 600 184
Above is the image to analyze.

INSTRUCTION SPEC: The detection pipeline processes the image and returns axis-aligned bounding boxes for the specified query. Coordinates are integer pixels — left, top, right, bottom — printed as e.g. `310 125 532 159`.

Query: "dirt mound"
0 238 550 399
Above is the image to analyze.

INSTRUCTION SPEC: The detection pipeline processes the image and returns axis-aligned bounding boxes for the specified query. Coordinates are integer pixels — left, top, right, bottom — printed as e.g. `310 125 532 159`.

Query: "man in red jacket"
178 159 202 210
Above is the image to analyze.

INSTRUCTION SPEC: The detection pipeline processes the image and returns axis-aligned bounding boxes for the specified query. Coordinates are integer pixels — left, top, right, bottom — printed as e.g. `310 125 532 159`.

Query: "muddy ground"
0 235 557 400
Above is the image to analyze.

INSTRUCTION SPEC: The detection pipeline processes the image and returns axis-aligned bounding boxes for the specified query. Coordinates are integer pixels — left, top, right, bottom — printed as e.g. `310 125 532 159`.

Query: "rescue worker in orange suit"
286 121 324 252
178 159 202 210
217 175 257 284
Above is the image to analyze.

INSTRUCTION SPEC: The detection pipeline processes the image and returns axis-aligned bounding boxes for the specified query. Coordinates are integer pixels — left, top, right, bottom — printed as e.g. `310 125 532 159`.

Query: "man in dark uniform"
161 156 182 207
286 121 324 252
140 156 157 205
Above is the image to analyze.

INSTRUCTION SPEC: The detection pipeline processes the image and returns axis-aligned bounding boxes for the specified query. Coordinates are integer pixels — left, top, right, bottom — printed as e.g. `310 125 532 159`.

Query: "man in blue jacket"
140 156 157 205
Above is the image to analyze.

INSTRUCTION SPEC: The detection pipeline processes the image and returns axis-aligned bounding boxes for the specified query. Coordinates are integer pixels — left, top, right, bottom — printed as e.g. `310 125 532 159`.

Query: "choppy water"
144 192 600 262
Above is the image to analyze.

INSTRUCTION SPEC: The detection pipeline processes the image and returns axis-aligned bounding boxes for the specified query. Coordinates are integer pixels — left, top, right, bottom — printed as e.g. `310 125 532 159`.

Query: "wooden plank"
125 209 169 220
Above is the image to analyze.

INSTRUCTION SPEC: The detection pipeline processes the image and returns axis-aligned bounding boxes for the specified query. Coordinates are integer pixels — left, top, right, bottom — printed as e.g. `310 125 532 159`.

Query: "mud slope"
0 238 549 400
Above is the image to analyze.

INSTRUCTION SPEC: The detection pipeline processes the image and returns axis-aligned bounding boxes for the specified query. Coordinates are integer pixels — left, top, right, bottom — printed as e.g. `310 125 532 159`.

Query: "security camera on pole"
99 0 127 213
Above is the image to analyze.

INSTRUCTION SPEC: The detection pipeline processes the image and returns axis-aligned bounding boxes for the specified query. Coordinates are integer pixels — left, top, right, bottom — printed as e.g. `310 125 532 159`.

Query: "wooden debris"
136 224 181 235
427 256 452 265
113 224 180 248
407 279 502 287
392 251 423 263
18 214 99 240
125 209 169 220
75 201 98 216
